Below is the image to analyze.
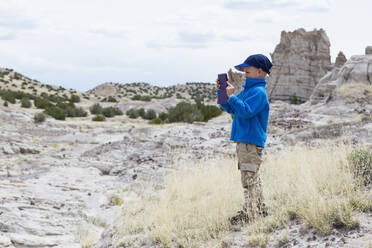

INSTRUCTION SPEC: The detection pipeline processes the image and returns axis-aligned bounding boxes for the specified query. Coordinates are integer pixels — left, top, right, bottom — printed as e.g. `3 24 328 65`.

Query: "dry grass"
116 158 242 248
335 82 372 98
116 143 369 247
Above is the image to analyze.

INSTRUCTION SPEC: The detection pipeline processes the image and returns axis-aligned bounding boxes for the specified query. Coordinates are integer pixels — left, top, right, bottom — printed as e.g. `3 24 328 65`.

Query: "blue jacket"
217 77 269 147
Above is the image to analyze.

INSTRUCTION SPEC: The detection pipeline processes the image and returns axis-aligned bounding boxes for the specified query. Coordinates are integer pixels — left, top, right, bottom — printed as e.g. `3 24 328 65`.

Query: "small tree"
21 97 32 108
70 94 81 103
126 108 139 118
144 109 156 120
89 103 103 115
137 108 145 118
44 106 66 120
102 107 116 118
159 112 168 121
34 112 46 123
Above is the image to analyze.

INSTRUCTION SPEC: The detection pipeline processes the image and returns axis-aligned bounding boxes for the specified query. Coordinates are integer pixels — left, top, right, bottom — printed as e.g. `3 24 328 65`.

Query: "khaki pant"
236 142 268 219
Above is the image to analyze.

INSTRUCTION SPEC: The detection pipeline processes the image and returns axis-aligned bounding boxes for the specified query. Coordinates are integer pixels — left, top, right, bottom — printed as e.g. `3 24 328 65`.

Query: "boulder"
310 46 372 104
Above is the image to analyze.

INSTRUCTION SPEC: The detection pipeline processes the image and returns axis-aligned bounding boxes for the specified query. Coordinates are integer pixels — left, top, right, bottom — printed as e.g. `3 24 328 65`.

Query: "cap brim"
234 63 251 72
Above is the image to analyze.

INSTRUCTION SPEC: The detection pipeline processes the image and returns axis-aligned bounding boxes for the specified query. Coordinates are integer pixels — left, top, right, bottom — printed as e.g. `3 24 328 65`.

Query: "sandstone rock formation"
310 46 372 104
267 28 331 102
227 68 244 94
310 51 347 104
90 82 118 97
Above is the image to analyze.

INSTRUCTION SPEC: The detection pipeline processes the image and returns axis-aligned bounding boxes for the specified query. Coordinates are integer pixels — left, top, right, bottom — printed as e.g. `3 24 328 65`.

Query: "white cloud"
0 0 370 91
223 0 333 12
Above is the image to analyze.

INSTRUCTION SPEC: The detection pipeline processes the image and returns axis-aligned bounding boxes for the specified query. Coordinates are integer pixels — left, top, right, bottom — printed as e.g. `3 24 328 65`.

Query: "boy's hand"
226 81 234 97
215 78 220 90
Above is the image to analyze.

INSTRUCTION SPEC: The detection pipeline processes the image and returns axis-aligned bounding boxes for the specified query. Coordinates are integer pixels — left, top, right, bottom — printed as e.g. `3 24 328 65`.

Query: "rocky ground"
0 92 371 247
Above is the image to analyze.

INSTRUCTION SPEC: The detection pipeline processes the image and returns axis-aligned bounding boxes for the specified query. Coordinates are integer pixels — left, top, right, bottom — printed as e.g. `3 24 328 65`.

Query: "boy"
216 54 272 224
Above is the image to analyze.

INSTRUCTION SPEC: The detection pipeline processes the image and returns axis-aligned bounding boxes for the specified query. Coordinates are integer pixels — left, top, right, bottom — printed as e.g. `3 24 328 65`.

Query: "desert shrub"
131 94 151 101
141 95 151 101
34 97 53 109
126 108 139 119
131 94 142 101
70 94 81 103
195 99 222 121
106 96 117 102
102 107 116 118
144 109 156 120
148 117 163 124
3 101 8 107
158 112 168 121
90 103 103 115
34 112 46 123
21 97 32 108
347 148 372 187
44 106 66 120
167 102 203 123
0 90 16 104
92 114 105 121
72 107 88 117
137 108 145 118
112 107 123 115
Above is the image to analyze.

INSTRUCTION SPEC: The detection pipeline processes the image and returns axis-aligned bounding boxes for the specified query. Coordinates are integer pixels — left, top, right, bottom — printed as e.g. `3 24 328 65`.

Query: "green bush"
44 106 66 120
137 108 145 118
148 117 163 124
195 99 222 122
90 103 103 115
131 94 151 101
112 107 123 115
92 114 105 121
0 90 16 104
34 112 46 123
34 97 53 109
347 148 372 187
159 112 168 121
144 109 156 120
126 108 139 118
167 102 203 123
70 94 81 103
141 95 151 102
102 107 116 118
131 94 142 101
3 101 8 107
21 97 32 108
107 96 117 102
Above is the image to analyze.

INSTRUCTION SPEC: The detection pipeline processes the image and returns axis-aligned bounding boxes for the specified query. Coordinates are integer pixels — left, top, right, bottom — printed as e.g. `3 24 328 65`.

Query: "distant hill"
87 81 217 103
0 67 217 105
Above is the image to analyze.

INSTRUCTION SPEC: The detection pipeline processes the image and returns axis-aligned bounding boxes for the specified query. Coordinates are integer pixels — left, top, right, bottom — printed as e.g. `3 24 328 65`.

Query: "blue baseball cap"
234 54 272 74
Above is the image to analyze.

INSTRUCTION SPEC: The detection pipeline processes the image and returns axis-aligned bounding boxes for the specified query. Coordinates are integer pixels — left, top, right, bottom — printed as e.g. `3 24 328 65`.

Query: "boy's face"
243 66 267 78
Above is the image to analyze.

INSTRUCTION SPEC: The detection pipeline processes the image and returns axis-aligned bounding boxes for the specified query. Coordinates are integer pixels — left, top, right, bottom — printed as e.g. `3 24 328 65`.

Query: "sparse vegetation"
101 96 118 102
89 103 103 115
347 148 372 187
92 114 105 121
34 112 46 123
117 144 367 247
21 97 32 108
336 82 372 98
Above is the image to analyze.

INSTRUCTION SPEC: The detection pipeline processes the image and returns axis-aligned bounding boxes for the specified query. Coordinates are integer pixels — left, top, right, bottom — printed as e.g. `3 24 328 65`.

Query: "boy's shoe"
258 203 269 217
228 210 251 225
258 208 268 217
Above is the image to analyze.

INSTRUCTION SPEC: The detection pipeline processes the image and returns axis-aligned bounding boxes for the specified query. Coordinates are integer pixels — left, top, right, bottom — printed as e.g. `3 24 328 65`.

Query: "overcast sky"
0 0 370 92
